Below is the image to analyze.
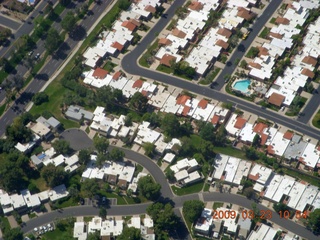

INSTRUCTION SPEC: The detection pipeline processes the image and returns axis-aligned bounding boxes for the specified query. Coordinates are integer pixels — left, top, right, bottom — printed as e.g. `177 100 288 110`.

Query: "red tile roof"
237 7 255 21
234 118 246 129
159 38 172 45
172 28 187 38
302 56 317 67
283 131 294 140
176 95 191 105
217 28 232 38
301 68 315 79
160 54 176 67
111 41 124 51
211 115 220 125
121 21 137 31
132 79 143 88
182 106 191 116
112 71 122 80
216 39 229 49
267 145 275 155
260 133 268 146
268 92 285 107
129 19 141 27
275 17 290 25
253 123 268 134
269 32 283 39
188 1 203 11
144 5 156 13
248 173 259 181
92 68 108 79
198 99 208 109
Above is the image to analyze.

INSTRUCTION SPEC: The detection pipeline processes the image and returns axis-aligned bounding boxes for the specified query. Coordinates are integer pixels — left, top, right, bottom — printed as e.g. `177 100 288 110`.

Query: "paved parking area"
60 129 93 151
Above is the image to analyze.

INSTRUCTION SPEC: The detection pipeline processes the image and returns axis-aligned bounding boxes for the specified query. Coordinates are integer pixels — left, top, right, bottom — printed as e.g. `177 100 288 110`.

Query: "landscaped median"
312 109 320 129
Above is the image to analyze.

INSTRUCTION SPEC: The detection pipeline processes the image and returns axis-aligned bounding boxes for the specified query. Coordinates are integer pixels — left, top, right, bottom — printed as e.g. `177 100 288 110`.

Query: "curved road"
22 130 318 239
121 0 320 139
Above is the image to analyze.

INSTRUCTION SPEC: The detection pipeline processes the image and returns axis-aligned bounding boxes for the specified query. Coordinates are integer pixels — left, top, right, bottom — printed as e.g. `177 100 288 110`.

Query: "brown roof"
176 95 191 105
269 32 283 39
121 21 137 31
144 5 156 13
107 174 117 184
248 173 259 181
211 115 220 125
234 118 246 129
216 39 229 50
118 179 127 189
237 7 255 21
267 145 275 155
217 28 232 38
182 106 191 116
198 99 208 109
111 41 124 51
92 68 108 79
258 46 269 56
141 90 148 97
160 54 176 67
172 28 187 38
253 123 268 134
301 68 315 79
268 92 285 107
112 71 122 80
248 62 262 69
188 1 203 11
302 56 317 67
317 145 320 151
260 133 268 146
129 18 141 27
132 79 143 88
275 17 290 25
283 131 294 140
158 38 172 45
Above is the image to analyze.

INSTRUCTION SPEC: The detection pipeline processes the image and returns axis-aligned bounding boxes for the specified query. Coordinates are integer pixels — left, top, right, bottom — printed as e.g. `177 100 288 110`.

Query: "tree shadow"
52 42 71 60
15 91 34 105
69 25 87 41
237 44 246 52
35 73 49 81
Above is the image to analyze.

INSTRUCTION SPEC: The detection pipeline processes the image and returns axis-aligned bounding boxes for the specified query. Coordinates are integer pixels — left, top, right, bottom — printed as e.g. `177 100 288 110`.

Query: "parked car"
35 53 40 60
28 50 33 56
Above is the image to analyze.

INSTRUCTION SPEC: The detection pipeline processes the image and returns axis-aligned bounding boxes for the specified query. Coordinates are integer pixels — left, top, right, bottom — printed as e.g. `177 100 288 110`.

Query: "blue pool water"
233 79 251 93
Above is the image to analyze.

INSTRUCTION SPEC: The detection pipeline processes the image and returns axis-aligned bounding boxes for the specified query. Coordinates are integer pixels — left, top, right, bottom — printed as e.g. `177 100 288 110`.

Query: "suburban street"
0 0 113 136
22 129 319 240
121 0 320 139
0 15 21 31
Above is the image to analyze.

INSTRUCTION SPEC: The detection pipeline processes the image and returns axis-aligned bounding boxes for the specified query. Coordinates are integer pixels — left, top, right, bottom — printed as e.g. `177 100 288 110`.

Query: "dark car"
79 198 85 205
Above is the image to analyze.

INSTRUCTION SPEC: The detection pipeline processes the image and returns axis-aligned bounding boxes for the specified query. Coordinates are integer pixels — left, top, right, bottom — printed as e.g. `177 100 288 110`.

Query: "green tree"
137 175 161 200
0 162 25 192
129 92 148 113
161 113 180 137
41 164 66 188
165 168 175 182
199 123 215 142
96 153 107 168
3 227 23 240
61 11 77 33
244 146 259 160
308 209 320 233
32 92 49 105
240 60 248 69
68 184 79 200
182 200 204 223
87 231 100 240
94 137 109 154
59 0 71 6
118 0 131 10
81 179 99 198
52 139 71 155
108 148 125 161
99 207 107 219
45 28 62 54
273 203 289 213
142 142 155 157
252 134 260 148
78 149 91 165
5 117 32 143
243 187 255 199
117 227 141 240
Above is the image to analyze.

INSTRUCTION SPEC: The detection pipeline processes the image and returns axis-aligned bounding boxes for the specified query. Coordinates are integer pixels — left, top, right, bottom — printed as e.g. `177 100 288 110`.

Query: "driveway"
60 129 93 151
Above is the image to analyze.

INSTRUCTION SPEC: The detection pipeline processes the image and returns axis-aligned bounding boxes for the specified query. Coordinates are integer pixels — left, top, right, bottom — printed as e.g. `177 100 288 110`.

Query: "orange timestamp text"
212 209 308 220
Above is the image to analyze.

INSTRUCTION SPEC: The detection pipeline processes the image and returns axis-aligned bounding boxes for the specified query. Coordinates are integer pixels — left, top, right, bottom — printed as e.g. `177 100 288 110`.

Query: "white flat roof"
239 123 256 143
272 175 295 202
295 185 318 212
233 160 252 185
269 131 290 156
264 174 284 201
249 164 272 185
287 182 307 209
213 154 229 180
312 191 320 210
163 153 176 163
300 143 320 168
161 95 180 114
10 194 26 209
224 157 241 183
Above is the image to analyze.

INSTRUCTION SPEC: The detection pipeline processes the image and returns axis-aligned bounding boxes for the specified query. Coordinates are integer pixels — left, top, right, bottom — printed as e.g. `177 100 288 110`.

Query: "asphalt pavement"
121 0 320 139
0 0 113 136
0 15 21 30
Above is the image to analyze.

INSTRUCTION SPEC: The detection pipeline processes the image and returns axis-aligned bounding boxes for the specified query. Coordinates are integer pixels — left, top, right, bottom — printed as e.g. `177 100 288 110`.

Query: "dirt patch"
2 0 33 14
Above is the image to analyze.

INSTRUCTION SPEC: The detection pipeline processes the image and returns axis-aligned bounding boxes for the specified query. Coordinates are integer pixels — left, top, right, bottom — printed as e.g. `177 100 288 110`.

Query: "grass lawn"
30 177 47 192
55 197 78 208
199 68 221 85
139 39 159 67
0 70 8 85
270 18 276 24
203 183 210 192
156 64 173 74
285 96 307 116
259 27 270 39
0 216 11 233
172 180 204 196
28 212 37 219
212 202 224 209
42 226 74 240
213 146 248 160
312 109 320 129
0 104 5 117
282 168 320 188
104 192 127 205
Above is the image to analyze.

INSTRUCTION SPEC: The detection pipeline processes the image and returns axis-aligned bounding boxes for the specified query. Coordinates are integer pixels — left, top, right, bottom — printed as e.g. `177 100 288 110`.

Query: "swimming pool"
233 79 251 94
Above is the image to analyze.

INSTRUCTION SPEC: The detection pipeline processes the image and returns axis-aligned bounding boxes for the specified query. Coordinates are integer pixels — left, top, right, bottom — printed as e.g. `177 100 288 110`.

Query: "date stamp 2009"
212 209 307 221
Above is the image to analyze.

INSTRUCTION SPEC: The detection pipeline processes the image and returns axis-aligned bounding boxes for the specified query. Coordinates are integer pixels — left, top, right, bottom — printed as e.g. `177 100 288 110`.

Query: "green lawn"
172 180 204 196
270 18 276 24
104 192 127 205
55 197 78 208
203 183 210 192
0 217 11 233
42 225 73 240
139 39 159 67
156 64 173 74
0 104 5 117
285 96 307 116
213 146 248 160
199 68 221 85
312 109 320 129
259 27 270 39
282 168 320 188
212 202 223 209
